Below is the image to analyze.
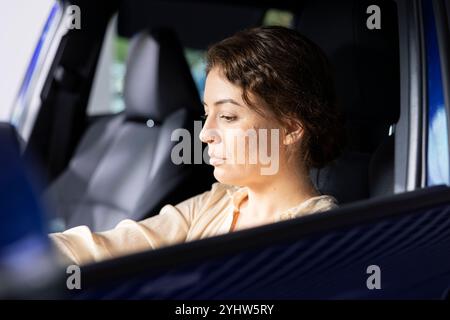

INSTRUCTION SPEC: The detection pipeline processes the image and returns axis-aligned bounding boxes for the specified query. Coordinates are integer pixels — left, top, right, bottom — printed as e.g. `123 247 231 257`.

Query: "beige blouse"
50 182 338 265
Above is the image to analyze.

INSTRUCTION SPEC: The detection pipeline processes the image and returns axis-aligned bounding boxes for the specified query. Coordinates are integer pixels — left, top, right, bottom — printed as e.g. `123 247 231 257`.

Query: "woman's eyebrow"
202 99 242 107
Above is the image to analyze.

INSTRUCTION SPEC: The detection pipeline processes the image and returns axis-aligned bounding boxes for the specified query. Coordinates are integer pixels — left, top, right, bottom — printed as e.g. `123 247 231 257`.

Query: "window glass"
0 0 62 123
262 8 294 27
423 0 450 186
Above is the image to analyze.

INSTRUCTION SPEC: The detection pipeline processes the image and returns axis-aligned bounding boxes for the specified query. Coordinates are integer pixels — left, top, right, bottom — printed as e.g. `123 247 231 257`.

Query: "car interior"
22 0 401 232
1 0 449 299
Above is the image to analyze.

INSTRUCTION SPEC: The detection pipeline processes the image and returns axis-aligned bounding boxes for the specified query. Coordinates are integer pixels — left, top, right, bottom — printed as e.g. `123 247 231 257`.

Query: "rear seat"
44 28 214 232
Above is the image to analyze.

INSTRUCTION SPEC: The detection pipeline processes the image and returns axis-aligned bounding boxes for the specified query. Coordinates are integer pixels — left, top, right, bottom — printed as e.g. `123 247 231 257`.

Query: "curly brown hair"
206 26 346 169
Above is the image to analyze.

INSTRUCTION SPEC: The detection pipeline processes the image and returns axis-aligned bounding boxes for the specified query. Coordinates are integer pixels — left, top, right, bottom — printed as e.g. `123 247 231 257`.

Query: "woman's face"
200 67 286 186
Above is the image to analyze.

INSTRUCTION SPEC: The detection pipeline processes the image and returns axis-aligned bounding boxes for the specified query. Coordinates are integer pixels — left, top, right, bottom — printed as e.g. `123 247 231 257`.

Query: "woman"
50 26 345 265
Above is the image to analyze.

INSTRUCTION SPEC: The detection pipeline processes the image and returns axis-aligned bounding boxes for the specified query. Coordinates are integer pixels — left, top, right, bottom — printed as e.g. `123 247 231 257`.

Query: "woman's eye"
220 115 237 122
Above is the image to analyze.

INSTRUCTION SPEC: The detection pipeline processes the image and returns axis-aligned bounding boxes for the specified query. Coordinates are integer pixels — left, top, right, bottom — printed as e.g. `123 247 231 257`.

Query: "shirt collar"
226 185 248 212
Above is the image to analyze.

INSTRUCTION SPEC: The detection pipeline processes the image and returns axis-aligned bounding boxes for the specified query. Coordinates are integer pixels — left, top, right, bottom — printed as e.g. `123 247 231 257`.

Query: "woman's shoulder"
283 194 338 220
302 194 339 213
314 194 338 209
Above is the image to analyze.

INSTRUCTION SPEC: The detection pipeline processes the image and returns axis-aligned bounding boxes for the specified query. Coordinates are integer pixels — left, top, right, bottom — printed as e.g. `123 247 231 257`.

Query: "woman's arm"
50 184 217 265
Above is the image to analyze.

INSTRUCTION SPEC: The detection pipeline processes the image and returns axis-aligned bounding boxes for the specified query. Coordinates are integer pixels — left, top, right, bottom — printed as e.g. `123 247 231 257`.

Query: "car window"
0 0 62 127
423 0 450 186
263 8 294 27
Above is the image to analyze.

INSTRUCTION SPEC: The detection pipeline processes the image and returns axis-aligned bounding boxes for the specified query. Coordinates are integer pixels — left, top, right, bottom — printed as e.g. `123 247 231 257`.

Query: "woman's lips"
209 157 226 166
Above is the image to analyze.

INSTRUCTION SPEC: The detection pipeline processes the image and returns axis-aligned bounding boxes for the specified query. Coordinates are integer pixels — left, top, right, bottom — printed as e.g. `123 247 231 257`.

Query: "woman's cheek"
221 130 253 166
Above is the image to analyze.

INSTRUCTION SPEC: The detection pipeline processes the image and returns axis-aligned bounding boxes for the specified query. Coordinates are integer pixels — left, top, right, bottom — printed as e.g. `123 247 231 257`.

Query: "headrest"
296 0 400 152
123 28 201 122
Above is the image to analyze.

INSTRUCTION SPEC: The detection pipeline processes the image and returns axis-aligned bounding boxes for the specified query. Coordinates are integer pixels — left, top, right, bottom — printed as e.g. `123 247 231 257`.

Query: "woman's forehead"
204 69 245 106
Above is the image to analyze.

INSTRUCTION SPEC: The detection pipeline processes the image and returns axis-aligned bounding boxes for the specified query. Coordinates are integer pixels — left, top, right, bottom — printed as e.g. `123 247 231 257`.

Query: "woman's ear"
283 119 304 145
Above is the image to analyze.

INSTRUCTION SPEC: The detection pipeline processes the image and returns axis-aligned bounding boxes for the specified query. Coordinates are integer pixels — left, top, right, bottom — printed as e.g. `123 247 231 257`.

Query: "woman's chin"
212 166 242 185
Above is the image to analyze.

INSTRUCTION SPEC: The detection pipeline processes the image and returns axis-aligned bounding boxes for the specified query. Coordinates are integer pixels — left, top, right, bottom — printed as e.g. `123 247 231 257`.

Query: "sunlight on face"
199 67 284 186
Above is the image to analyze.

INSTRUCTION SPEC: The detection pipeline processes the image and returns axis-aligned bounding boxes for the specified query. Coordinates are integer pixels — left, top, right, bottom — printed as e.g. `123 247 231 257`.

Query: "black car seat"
299 0 400 203
44 28 214 232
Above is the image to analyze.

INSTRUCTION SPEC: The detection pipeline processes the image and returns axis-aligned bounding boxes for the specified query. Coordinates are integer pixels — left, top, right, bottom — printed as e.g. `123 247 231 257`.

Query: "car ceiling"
116 0 302 49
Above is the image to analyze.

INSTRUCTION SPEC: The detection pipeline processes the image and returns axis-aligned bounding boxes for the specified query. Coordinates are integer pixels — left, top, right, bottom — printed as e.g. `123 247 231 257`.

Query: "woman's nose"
199 122 220 144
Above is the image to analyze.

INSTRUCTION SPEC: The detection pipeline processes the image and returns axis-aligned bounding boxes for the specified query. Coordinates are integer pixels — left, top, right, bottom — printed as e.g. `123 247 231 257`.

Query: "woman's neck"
239 166 320 224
